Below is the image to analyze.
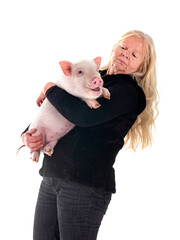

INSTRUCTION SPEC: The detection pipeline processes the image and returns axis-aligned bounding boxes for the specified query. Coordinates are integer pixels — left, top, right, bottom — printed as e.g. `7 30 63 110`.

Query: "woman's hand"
36 92 46 107
36 82 56 107
22 129 43 153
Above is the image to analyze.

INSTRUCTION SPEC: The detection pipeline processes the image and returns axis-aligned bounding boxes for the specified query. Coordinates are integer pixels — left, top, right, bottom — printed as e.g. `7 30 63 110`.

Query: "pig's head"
58 57 103 100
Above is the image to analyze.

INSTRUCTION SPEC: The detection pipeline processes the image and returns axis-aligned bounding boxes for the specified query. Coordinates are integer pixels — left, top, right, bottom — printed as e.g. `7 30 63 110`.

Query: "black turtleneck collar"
99 69 135 83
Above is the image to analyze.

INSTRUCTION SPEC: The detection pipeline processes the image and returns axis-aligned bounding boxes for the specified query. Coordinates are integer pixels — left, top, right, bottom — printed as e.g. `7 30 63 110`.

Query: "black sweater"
39 70 146 193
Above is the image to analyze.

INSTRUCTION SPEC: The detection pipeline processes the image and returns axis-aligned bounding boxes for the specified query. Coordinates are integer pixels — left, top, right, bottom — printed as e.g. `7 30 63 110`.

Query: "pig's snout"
91 77 103 89
87 77 104 98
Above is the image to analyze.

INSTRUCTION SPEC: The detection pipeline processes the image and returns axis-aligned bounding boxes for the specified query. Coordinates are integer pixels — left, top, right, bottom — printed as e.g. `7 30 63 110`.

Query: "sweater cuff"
45 85 58 96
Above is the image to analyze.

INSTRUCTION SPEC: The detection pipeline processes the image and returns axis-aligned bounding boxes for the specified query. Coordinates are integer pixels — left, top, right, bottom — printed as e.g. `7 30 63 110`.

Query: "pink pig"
29 57 110 162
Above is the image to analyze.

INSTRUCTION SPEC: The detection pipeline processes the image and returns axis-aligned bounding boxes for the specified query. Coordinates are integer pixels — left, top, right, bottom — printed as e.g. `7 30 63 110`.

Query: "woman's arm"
45 83 139 127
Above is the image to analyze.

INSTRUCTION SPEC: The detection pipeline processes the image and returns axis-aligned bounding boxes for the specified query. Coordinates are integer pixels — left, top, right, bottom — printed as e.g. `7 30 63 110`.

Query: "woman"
22 30 159 240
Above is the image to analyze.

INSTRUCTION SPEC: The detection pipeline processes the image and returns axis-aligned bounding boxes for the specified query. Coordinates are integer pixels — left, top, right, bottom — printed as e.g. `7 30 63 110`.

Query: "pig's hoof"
30 152 39 162
44 147 54 156
102 88 111 100
31 156 39 162
104 93 111 100
92 103 101 109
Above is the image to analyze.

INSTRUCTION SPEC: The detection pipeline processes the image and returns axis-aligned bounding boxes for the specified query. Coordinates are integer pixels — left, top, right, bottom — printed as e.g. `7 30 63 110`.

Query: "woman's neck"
107 65 125 75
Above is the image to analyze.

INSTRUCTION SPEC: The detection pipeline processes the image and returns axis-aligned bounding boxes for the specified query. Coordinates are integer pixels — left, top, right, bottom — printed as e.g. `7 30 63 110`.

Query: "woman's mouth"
117 59 126 65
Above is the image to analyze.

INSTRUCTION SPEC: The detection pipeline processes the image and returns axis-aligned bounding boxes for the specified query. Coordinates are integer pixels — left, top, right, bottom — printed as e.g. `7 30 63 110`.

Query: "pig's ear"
59 61 72 76
93 57 101 70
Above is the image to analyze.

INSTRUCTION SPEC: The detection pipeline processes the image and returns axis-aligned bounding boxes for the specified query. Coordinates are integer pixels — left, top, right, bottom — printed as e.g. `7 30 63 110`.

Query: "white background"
0 0 180 239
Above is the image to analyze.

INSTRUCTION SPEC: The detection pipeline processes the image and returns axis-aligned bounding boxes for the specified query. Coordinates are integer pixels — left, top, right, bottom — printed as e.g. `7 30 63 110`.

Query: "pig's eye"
77 70 84 75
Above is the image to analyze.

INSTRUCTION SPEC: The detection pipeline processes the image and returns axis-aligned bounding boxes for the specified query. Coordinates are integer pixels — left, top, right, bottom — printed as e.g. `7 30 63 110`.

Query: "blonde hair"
101 30 159 151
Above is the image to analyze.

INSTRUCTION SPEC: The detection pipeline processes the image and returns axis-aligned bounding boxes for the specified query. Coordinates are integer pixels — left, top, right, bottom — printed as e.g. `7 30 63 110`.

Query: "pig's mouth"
86 86 102 96
91 87 101 92
90 87 102 96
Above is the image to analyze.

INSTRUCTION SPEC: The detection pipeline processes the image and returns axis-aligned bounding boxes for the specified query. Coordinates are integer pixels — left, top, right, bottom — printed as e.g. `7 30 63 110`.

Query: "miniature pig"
29 57 110 162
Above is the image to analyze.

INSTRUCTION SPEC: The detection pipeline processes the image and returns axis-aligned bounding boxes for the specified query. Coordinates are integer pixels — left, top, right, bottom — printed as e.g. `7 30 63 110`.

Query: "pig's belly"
30 99 75 142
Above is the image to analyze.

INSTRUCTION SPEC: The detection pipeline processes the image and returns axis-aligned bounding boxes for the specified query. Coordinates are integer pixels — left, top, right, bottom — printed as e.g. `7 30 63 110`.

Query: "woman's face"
108 36 146 75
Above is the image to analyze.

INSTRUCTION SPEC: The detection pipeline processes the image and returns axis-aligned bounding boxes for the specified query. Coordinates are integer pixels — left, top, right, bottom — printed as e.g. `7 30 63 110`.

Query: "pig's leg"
102 87 111 100
43 140 58 156
31 151 40 162
83 99 101 109
30 127 45 162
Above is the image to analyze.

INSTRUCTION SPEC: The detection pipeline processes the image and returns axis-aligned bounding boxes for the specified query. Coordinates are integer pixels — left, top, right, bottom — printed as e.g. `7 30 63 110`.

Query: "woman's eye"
132 53 137 58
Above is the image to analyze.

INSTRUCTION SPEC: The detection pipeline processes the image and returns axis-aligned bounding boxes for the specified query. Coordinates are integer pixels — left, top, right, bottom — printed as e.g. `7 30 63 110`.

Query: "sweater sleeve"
46 83 139 127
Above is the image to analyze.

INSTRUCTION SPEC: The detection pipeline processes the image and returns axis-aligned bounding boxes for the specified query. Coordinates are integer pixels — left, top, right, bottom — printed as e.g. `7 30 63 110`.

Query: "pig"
29 57 110 162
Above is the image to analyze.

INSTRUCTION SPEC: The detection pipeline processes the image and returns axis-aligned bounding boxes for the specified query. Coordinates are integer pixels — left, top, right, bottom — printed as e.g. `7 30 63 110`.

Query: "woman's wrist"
36 82 56 107
43 82 56 94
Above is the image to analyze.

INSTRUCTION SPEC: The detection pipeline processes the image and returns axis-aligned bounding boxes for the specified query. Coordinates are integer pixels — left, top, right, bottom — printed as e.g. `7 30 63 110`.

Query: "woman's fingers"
22 129 43 152
30 143 44 154
36 92 46 107
28 134 43 143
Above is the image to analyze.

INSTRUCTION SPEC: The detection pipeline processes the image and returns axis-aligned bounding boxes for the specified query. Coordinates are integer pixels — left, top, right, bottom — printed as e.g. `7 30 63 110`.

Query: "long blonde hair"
101 30 159 151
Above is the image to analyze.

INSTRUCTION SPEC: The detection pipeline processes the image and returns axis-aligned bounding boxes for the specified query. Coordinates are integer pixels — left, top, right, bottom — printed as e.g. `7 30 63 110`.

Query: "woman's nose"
122 52 129 59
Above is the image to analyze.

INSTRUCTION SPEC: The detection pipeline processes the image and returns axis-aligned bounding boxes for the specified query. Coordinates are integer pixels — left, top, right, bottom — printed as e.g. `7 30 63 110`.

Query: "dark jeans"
33 177 112 240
